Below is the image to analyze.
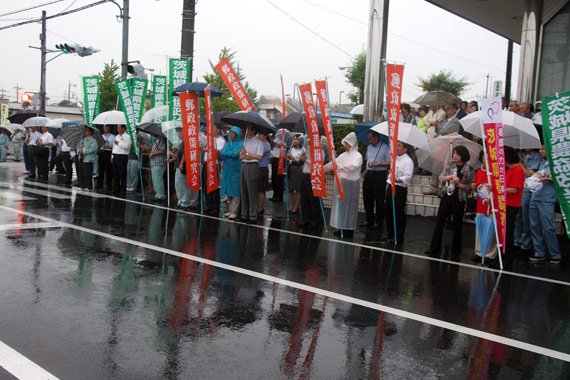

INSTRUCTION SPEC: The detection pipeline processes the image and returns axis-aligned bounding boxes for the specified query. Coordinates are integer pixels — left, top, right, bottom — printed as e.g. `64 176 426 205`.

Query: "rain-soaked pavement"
0 161 569 380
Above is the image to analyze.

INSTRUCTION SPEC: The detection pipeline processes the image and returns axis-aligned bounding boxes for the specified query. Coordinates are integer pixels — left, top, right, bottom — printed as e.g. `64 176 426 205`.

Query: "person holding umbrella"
35 126 55 181
239 125 264 223
111 124 131 195
0 128 8 162
25 126 41 179
257 131 272 217
11 128 24 162
286 135 304 214
168 127 190 210
220 126 244 219
96 125 115 193
137 132 167 203
75 125 99 190
361 130 390 229
126 131 148 192
270 132 285 202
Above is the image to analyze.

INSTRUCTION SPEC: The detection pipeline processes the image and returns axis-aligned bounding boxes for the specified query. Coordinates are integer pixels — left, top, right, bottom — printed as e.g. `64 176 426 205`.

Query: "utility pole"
67 81 77 105
505 39 513 102
121 0 130 79
40 10 47 111
485 73 490 97
180 0 196 81
13 84 20 101
0 88 6 100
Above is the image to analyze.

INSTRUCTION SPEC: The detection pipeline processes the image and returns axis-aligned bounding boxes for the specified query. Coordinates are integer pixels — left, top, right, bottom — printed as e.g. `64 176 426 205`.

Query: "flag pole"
324 79 342 237
382 63 398 243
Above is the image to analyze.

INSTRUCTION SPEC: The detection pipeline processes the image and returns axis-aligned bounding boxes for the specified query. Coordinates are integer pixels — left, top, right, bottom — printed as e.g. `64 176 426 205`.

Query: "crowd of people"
3 97 563 267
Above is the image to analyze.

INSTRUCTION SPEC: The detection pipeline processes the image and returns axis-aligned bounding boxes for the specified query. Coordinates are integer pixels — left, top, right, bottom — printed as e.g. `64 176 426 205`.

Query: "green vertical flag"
541 90 570 239
115 79 138 150
151 75 167 110
130 78 148 124
82 76 100 126
168 58 190 146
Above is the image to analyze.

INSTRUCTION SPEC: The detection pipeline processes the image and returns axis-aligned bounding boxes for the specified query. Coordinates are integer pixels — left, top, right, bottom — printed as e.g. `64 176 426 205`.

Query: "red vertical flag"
298 83 326 198
314 80 343 200
179 92 201 191
204 87 219 193
215 57 255 111
385 64 405 195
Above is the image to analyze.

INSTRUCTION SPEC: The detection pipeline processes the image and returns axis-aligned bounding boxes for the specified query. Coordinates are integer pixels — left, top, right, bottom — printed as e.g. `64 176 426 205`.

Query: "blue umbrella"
468 271 490 312
171 82 223 97
355 121 388 146
475 215 496 261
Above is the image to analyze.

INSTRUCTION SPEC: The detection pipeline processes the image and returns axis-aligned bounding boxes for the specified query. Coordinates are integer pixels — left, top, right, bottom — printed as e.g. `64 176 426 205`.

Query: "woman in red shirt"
471 151 497 263
488 146 525 270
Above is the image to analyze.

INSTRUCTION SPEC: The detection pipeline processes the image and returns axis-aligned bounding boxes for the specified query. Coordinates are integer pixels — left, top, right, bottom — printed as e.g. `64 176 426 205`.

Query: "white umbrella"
459 110 541 149
370 121 431 149
532 112 542 125
45 118 70 129
349 104 364 115
417 133 483 174
0 125 13 136
5 123 23 132
92 110 127 125
141 105 169 123
22 116 50 127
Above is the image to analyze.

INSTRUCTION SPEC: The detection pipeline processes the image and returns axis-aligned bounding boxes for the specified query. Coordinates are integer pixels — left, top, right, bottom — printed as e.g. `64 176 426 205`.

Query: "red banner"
204 87 220 193
314 80 344 200
179 92 201 191
385 64 405 195
215 57 255 112
277 129 286 175
481 97 507 252
299 83 326 198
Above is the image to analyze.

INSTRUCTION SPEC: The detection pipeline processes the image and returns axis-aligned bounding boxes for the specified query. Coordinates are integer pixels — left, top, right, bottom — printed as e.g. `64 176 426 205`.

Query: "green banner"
151 75 167 110
130 78 148 124
0 104 8 126
82 76 99 126
541 90 570 239
168 58 190 146
115 79 138 150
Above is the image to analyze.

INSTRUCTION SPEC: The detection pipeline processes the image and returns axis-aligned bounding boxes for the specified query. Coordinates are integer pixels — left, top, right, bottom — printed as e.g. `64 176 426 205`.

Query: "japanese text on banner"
179 92 201 191
298 83 326 198
168 59 190 146
82 76 99 126
130 78 148 124
151 75 167 112
385 64 405 195
215 57 255 111
314 80 343 200
204 87 219 193
115 79 138 150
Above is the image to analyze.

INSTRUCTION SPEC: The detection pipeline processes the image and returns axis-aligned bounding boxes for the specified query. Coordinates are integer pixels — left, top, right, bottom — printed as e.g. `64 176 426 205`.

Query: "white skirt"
330 178 360 230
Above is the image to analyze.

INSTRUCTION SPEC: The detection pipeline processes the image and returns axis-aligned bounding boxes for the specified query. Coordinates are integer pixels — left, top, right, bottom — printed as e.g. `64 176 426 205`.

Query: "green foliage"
98 59 120 112
417 69 470 97
342 51 366 104
202 47 258 113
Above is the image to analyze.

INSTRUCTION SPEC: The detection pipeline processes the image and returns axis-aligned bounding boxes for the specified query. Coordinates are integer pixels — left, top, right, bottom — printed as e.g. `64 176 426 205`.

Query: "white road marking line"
15 179 570 288
0 222 63 231
15 186 72 200
0 340 60 380
0 204 569 363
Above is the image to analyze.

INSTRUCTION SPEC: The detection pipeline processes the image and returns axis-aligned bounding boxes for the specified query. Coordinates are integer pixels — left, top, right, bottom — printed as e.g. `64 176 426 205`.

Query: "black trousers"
429 192 465 254
33 146 50 179
202 163 220 213
27 145 37 177
385 184 407 241
503 205 519 269
76 158 94 189
49 146 58 172
97 150 113 190
271 157 284 200
53 152 72 182
300 173 321 225
112 154 128 193
363 170 388 228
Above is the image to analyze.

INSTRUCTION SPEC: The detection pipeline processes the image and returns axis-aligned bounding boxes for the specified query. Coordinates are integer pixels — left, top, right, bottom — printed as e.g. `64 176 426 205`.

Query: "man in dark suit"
457 101 468 119
435 103 461 137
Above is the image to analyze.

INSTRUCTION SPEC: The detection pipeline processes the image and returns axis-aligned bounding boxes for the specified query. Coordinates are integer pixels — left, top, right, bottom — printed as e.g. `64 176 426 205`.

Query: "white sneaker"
229 214 238 220
224 212 231 217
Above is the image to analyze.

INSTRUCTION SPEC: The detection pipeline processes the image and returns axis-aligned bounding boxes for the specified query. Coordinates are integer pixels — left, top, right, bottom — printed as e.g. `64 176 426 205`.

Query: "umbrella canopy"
350 104 364 115
371 121 431 149
459 110 541 149
532 112 542 125
136 122 163 138
172 82 223 98
475 215 496 260
141 105 169 123
62 124 104 149
7 109 45 124
273 128 294 149
278 112 325 135
412 91 460 106
199 110 233 127
161 119 181 134
356 121 388 146
0 125 13 136
92 110 127 125
22 116 50 127
221 111 276 135
5 123 23 132
417 133 482 174
46 118 70 129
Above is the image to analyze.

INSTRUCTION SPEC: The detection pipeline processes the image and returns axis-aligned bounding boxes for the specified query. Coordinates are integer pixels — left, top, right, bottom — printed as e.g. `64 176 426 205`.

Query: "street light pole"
40 10 47 111
121 0 130 79
339 90 344 105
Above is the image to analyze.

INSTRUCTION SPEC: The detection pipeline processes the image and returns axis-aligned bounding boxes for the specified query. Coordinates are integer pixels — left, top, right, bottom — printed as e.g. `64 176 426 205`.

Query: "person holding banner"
361 130 390 229
169 127 191 210
96 125 115 193
471 151 497 262
286 135 304 214
239 125 264 223
201 124 226 216
220 126 244 220
270 134 285 202
425 146 473 257
126 132 148 192
257 131 272 217
111 124 131 195
138 134 167 202
299 137 322 230
324 132 362 237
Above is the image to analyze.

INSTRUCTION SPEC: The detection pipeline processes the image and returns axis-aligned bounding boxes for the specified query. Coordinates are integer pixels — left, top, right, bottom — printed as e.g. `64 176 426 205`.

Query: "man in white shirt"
53 135 73 184
111 124 131 194
384 141 414 243
25 126 42 178
201 124 227 216
239 125 264 223
97 125 115 193
35 126 55 181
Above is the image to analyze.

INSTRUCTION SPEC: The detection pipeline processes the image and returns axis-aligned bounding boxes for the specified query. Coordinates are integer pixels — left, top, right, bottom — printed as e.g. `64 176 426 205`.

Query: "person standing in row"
361 130 390 230
126 131 148 192
239 125 264 223
11 128 24 162
26 126 41 179
169 127 190 210
138 134 167 202
257 131 272 217
35 126 55 181
53 136 72 185
97 125 115 193
220 126 244 220
0 129 9 162
111 124 131 195
202 124 226 216
270 131 285 202
299 137 322 229
75 126 99 190
286 135 304 214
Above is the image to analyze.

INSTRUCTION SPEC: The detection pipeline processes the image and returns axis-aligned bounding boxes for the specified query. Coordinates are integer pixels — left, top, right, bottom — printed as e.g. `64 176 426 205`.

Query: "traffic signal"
77 46 100 57
22 93 31 108
55 43 79 54
127 63 147 80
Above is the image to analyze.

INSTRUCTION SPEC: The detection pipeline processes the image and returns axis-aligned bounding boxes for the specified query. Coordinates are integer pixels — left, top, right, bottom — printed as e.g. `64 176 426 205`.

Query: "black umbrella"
136 122 163 138
221 111 276 135
172 82 223 98
7 109 46 124
62 124 104 149
278 112 325 135
199 110 233 127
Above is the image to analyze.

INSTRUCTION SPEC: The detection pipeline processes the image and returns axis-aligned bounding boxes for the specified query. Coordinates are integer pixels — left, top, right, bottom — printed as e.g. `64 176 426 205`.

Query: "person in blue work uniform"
528 145 562 264
361 130 390 230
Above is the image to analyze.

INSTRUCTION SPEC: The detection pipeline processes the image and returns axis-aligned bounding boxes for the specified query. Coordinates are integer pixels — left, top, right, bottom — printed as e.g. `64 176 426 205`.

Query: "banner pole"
337 195 343 237
198 103 203 215
219 162 225 217
285 160 290 220
138 151 145 201
383 64 398 243
323 79 342 236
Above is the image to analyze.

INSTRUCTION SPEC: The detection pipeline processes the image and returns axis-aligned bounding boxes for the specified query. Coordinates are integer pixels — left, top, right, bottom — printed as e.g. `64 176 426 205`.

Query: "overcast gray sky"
0 0 519 106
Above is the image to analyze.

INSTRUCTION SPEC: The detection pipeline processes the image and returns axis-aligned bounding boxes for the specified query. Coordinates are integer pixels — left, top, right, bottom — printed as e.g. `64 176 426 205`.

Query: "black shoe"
487 259 501 269
471 255 482 263
529 256 546 262
247 219 257 224
360 222 375 228
550 258 561 264
239 217 249 223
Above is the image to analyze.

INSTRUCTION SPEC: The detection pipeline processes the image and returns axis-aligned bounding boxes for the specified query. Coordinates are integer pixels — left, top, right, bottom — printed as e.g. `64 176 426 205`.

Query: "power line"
0 0 65 19
266 0 355 59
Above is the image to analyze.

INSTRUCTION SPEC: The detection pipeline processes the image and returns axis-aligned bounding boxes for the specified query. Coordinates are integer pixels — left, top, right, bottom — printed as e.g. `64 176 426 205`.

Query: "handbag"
464 191 477 219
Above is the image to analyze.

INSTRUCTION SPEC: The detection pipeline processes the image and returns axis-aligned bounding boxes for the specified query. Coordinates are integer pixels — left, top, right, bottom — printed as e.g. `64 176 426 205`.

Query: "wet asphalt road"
0 161 569 380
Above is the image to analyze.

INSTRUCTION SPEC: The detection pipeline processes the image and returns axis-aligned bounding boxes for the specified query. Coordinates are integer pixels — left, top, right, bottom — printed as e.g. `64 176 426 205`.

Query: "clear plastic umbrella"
46 118 70 129
92 110 126 125
417 133 483 174
22 116 50 127
371 121 431 149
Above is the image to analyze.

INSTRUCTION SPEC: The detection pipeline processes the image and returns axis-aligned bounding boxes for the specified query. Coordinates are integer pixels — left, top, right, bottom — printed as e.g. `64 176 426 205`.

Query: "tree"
98 59 120 112
417 69 470 97
202 47 258 112
342 51 366 104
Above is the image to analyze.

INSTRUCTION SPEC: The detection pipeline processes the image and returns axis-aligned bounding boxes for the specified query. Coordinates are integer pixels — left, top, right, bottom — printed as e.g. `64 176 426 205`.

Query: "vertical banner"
169 59 190 146
179 92 201 191
314 80 344 200
298 83 326 198
277 128 286 175
541 91 570 239
129 78 148 124
151 75 168 109
385 64 405 195
481 96 507 251
82 76 99 126
0 104 8 126
214 57 255 111
204 87 219 193
115 79 137 148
